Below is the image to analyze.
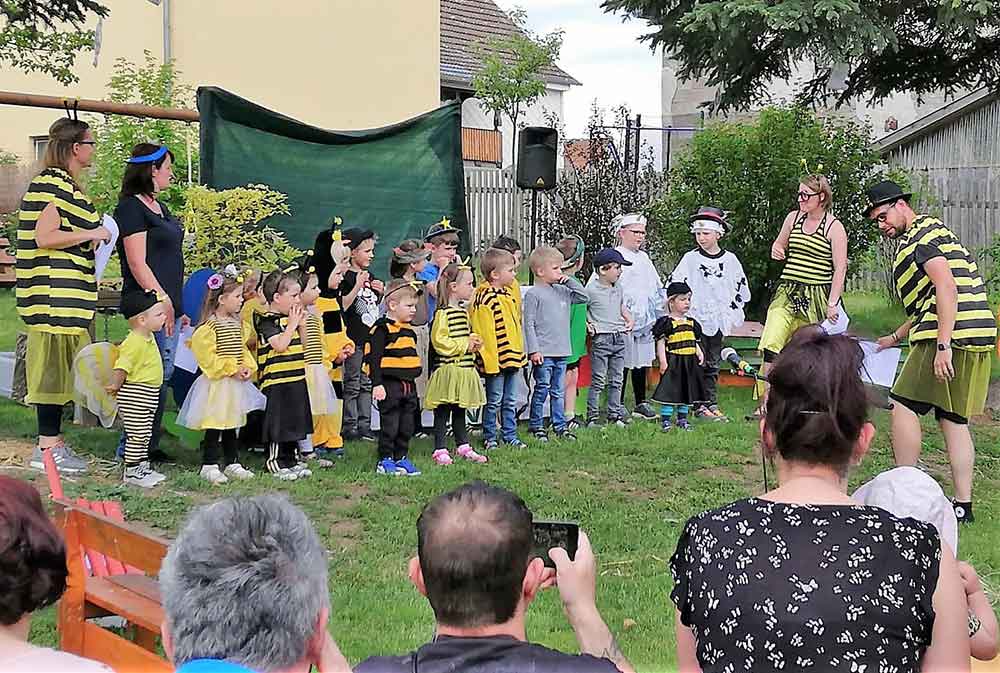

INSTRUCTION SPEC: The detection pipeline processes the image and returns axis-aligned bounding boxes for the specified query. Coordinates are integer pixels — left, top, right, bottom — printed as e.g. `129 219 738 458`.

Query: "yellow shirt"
115 331 163 386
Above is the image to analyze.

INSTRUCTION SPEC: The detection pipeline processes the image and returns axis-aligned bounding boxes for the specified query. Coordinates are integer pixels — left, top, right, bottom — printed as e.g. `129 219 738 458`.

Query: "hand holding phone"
532 519 579 569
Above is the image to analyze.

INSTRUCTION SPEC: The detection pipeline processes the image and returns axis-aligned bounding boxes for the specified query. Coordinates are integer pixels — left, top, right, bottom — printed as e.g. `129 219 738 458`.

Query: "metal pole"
633 113 642 200
0 90 199 122
666 127 673 175
623 116 632 181
529 189 539 283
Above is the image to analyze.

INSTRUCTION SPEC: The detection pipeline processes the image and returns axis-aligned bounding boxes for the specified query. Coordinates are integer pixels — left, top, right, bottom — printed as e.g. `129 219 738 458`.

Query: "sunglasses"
78 141 97 146
797 190 819 201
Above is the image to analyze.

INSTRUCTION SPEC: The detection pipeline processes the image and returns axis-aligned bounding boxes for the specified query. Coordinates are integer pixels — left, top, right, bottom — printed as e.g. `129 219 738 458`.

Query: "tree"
1 0 109 84
472 7 563 173
602 0 1000 112
86 52 198 215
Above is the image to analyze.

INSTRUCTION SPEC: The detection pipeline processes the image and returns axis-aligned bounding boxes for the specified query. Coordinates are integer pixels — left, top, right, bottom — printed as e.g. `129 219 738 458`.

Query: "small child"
584 248 635 427
523 246 589 442
418 217 461 320
470 248 528 450
425 261 488 465
652 281 707 432
177 266 264 484
339 228 384 442
669 206 750 421
367 279 424 476
107 289 168 488
555 236 588 430
391 239 433 436
256 269 314 481
490 235 524 311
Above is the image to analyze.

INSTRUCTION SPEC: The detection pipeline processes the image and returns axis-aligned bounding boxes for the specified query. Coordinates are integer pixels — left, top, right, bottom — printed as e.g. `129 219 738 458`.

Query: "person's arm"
563 275 590 304
34 201 110 250
267 305 304 354
191 323 239 378
826 219 848 309
121 231 177 336
675 610 703 673
367 324 388 388
877 318 913 351
523 292 542 363
770 212 796 260
106 369 126 394
924 256 958 381
959 561 1000 661
657 338 668 373
921 542 971 672
431 311 469 356
340 271 366 310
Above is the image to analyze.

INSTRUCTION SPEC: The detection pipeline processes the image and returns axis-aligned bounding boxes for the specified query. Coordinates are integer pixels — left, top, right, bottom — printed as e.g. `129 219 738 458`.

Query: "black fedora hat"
688 205 729 228
864 181 912 217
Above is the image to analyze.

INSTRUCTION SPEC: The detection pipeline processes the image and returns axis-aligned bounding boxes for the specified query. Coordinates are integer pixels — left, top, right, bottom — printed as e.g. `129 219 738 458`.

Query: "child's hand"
287 304 304 330
530 352 543 365
356 270 370 287
770 242 786 261
624 316 635 332
104 384 119 395
373 384 386 402
659 361 668 375
959 561 984 597
236 366 252 380
468 334 484 352
336 344 353 363
586 321 596 336
370 278 385 294
698 351 705 366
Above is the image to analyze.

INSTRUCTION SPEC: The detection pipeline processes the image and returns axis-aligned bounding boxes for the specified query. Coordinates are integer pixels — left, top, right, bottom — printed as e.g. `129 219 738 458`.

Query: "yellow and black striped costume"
113 330 164 466
304 313 326 366
255 312 312 449
256 313 307 390
425 305 486 410
652 316 709 406
778 213 834 286
313 295 352 450
893 216 997 349
364 317 421 385
470 283 527 374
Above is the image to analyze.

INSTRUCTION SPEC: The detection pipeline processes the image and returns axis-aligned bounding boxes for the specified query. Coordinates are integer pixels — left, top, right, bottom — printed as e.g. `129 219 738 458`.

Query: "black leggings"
203 429 239 466
433 404 469 450
37 404 63 437
620 367 648 406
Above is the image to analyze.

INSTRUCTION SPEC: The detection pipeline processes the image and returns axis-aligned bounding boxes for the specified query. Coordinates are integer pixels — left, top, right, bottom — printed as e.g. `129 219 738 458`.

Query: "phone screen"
532 520 579 568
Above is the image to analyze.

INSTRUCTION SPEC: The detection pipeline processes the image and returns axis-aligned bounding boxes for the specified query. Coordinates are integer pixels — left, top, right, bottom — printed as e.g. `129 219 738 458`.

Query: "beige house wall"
0 0 440 164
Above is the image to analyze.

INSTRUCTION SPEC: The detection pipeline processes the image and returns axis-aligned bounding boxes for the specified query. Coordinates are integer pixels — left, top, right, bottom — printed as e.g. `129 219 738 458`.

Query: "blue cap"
592 248 632 268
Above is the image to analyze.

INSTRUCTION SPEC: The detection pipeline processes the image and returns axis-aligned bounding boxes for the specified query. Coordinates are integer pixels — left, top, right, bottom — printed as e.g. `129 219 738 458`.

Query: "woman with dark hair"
114 143 185 461
0 476 111 671
16 118 111 476
669 329 970 673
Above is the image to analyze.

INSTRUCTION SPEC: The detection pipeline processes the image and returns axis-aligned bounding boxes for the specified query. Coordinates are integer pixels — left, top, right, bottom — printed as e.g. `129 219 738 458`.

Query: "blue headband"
125 145 168 164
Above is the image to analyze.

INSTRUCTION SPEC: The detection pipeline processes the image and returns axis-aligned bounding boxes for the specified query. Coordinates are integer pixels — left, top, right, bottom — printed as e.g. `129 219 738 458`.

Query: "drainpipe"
162 0 172 64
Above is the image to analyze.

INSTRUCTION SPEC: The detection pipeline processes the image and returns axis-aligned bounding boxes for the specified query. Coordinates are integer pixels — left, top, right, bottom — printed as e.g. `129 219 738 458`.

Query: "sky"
496 0 663 140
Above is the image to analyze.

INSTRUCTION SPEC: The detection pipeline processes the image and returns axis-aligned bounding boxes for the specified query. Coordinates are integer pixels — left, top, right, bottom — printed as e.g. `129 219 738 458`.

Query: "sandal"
456 444 488 464
432 449 453 466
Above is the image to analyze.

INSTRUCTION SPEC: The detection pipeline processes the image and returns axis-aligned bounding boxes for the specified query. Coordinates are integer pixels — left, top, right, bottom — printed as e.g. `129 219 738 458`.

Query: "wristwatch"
937 342 951 352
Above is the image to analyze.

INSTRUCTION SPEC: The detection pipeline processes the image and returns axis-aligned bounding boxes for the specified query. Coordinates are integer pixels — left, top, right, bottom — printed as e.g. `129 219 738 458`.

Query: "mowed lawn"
1 289 998 672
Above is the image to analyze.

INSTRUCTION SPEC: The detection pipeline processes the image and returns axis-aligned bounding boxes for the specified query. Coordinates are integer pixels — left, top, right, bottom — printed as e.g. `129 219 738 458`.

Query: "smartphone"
532 519 579 568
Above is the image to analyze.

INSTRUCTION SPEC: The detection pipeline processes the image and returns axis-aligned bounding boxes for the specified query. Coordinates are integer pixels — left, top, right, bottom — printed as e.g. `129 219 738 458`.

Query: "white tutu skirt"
176 375 266 430
73 342 119 428
305 363 338 416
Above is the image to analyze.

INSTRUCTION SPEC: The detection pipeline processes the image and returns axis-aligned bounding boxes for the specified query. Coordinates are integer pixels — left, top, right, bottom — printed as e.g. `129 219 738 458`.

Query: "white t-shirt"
0 646 114 673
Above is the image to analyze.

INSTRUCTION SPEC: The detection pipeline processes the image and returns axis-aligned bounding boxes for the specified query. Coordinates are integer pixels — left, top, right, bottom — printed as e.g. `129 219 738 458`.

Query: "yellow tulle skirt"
424 365 486 410
305 363 338 416
176 375 266 430
72 341 119 428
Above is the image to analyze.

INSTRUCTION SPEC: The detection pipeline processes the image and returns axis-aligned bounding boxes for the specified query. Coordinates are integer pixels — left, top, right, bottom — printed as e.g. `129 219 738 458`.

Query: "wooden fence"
464 166 561 252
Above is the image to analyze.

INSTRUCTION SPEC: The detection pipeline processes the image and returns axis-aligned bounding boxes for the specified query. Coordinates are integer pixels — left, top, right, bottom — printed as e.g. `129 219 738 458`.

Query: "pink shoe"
432 449 453 466
456 444 488 463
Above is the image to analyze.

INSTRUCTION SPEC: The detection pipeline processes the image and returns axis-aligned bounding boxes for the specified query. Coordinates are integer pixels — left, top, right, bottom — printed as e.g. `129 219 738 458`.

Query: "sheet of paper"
173 324 199 374
858 340 901 387
94 214 119 281
820 303 850 335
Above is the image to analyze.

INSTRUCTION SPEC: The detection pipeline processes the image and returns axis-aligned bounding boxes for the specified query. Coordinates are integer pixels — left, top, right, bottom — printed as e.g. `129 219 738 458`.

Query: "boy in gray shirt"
584 249 634 427
523 246 589 442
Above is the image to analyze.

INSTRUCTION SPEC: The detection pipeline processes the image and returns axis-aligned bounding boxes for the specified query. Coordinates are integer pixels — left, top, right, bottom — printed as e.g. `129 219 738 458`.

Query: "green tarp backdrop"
198 87 468 276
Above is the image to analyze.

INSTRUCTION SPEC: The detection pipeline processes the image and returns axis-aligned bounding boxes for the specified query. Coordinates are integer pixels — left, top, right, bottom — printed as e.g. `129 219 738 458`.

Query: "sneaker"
292 463 313 478
332 447 346 458
223 463 255 480
342 431 359 442
456 444 488 463
483 439 499 451
531 429 549 443
200 464 229 485
566 416 581 431
123 462 161 489
632 402 658 420
661 418 673 432
554 431 577 441
395 457 422 476
954 500 975 524
612 417 629 427
30 444 88 475
359 431 377 443
586 420 603 429
694 406 715 419
302 452 334 469
709 405 730 422
414 430 430 440
504 438 529 450
432 449 454 466
272 467 299 481
376 458 399 475
677 418 693 431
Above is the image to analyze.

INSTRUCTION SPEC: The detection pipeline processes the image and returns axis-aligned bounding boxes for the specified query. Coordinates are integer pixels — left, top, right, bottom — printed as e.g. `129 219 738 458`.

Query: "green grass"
2 288 999 672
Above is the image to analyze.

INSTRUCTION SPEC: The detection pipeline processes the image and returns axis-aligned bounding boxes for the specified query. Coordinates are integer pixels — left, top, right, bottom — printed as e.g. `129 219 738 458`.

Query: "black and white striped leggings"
117 382 160 466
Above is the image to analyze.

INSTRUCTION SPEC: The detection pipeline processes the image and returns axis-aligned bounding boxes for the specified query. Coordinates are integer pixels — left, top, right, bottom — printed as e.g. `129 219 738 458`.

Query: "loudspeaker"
516 127 558 190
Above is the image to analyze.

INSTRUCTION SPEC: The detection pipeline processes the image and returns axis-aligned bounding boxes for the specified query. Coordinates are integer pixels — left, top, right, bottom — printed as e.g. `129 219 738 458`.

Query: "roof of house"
440 0 581 91
563 137 616 171
875 87 997 155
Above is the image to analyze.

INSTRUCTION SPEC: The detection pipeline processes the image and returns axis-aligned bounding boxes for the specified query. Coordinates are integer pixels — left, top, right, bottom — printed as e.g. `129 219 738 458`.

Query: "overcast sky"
496 0 663 140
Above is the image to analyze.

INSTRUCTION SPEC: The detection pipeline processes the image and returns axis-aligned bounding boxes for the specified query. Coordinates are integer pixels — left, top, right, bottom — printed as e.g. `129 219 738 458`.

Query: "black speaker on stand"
516 127 558 281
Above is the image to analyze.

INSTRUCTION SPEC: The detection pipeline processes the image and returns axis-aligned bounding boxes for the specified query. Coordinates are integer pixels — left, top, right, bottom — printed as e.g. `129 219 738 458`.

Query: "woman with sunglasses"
756 173 848 410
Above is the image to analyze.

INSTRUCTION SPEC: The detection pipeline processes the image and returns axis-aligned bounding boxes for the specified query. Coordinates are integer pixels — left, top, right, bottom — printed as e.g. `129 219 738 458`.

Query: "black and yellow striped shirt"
893 216 996 349
213 318 245 360
16 167 100 334
653 316 703 356
255 312 306 390
778 213 834 286
364 317 421 386
304 313 325 366
431 305 476 369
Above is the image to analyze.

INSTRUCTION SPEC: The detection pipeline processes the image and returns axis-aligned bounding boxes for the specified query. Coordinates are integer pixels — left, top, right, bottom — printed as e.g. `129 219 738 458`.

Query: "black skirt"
652 354 709 406
262 379 312 443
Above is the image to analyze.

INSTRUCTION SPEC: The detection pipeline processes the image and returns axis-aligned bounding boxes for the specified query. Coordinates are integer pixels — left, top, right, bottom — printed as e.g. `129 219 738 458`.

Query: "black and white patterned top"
670 498 941 673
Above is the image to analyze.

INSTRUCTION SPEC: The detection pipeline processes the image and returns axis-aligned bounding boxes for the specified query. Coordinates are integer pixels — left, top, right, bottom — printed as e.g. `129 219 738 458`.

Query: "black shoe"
148 448 174 464
359 431 377 443
342 431 360 442
632 402 658 420
954 500 974 524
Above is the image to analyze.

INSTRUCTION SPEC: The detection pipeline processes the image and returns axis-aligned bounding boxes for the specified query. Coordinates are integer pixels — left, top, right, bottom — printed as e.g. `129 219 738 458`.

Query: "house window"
31 136 49 161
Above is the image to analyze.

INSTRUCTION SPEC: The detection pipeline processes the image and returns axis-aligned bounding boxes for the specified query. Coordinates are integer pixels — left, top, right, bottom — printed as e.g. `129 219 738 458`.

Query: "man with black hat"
868 180 997 523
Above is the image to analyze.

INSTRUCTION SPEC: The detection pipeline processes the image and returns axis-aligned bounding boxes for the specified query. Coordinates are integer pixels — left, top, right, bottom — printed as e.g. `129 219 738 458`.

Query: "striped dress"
651 316 709 406
255 312 312 443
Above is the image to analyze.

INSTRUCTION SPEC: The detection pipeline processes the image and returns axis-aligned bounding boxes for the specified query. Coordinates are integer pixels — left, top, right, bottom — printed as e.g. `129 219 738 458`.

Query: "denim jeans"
342 347 372 436
587 333 626 422
530 356 567 433
117 317 182 457
483 370 519 443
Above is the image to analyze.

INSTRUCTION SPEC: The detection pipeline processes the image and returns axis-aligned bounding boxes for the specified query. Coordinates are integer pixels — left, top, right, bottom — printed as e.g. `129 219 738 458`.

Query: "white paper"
820 303 850 335
94 214 119 281
173 324 199 374
858 340 901 387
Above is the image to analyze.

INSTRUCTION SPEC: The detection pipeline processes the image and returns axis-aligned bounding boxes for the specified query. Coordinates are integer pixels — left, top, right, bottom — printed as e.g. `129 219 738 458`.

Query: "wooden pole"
0 90 199 122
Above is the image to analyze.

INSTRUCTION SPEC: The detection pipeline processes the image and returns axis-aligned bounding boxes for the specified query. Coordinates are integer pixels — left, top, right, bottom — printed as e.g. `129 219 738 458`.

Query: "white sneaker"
223 463 255 480
272 467 299 481
292 462 312 478
200 465 229 485
148 468 168 484
302 453 334 469
123 462 161 489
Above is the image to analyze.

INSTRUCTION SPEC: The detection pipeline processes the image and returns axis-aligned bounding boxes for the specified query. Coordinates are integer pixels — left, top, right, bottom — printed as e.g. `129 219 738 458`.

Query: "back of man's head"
417 481 533 628
160 494 330 670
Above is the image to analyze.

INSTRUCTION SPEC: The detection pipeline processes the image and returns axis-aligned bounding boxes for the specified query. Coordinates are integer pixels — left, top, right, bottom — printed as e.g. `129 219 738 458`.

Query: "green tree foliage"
1 0 109 84
472 7 563 170
602 0 1000 112
648 106 900 317
181 184 301 272
0 149 18 165
87 52 197 215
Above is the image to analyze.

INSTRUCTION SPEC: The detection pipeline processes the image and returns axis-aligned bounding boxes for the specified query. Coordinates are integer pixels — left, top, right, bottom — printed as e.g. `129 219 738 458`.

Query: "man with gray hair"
159 494 350 673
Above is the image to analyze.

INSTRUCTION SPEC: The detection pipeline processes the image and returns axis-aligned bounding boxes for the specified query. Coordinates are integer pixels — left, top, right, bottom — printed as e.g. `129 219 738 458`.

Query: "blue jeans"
530 357 567 433
483 370 519 443
117 318 181 457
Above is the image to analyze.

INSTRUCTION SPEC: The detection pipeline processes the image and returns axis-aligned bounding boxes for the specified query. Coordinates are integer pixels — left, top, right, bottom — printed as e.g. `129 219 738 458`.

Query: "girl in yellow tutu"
425 261 488 465
177 266 265 484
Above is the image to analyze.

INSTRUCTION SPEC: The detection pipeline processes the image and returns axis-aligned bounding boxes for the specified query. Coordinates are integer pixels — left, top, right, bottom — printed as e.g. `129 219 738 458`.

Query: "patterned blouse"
670 498 940 673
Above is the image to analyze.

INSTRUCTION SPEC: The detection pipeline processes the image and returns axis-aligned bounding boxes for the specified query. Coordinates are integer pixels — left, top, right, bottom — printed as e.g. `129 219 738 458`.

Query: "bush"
181 184 301 271
648 106 898 318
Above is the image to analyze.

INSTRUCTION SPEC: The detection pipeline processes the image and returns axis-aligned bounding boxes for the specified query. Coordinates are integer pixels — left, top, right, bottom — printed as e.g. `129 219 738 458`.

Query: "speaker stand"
528 189 539 283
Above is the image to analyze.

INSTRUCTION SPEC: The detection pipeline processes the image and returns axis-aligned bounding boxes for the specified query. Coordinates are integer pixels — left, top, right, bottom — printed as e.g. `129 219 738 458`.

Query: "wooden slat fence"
464 166 561 252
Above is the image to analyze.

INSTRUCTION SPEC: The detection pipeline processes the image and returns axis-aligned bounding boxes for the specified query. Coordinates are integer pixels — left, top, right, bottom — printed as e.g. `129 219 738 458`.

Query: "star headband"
126 145 169 164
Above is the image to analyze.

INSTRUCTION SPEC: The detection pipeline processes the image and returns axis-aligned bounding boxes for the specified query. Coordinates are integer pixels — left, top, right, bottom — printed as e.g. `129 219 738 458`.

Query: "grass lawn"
1 289 998 672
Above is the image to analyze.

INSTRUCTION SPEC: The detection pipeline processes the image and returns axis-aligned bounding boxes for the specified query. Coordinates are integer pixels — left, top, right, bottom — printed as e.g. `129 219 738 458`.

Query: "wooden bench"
50 500 172 673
